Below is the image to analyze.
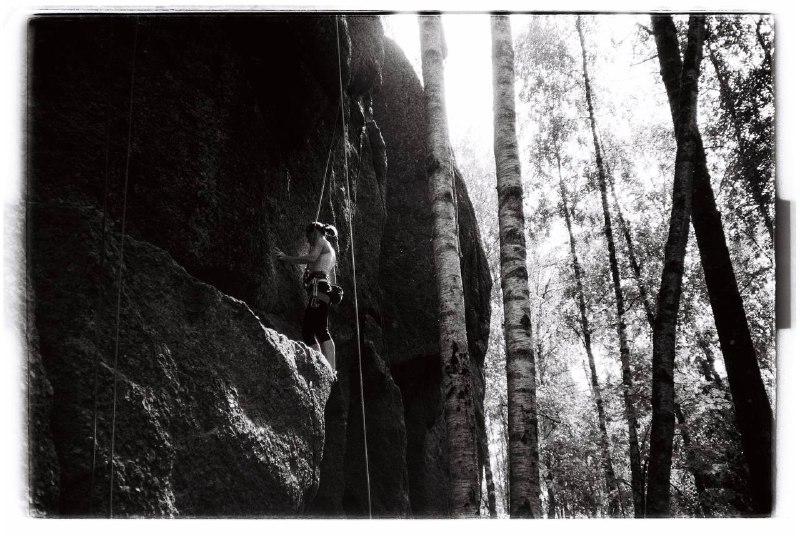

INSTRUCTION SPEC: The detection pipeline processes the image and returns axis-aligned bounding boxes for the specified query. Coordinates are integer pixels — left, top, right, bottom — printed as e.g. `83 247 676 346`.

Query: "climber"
274 222 339 373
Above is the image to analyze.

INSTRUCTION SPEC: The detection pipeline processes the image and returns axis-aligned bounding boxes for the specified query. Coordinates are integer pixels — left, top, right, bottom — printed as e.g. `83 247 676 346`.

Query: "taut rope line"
315 103 340 222
88 119 111 515
335 15 372 519
108 18 139 518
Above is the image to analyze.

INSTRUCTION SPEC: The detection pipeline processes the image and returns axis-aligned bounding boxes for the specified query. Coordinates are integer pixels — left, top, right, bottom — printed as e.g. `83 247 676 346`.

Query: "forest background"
383 6 793 520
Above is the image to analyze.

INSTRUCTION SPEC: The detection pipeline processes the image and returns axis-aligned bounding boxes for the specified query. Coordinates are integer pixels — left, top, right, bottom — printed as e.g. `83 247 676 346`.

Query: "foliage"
451 13 775 517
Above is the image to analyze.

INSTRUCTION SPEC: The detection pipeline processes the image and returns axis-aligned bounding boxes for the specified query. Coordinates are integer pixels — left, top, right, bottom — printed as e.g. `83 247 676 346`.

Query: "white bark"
418 14 480 517
491 14 542 518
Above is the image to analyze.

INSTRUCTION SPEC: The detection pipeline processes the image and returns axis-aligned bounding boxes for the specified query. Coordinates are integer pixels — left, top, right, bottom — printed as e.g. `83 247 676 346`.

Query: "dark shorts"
302 295 332 346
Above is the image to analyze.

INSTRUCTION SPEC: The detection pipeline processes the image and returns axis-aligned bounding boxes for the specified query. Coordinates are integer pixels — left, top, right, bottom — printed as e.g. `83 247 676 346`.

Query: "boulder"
28 202 335 516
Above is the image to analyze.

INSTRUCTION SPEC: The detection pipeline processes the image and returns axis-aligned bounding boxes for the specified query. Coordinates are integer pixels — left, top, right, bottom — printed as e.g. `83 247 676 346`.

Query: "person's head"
305 221 338 244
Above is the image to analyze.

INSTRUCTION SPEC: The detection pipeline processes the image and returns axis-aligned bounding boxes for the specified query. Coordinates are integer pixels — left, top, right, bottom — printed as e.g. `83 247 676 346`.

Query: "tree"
646 15 705 517
607 170 656 329
418 14 481 517
556 153 622 517
476 413 498 517
651 14 774 515
576 15 644 517
705 16 775 246
453 132 505 516
490 14 542 518
607 159 722 515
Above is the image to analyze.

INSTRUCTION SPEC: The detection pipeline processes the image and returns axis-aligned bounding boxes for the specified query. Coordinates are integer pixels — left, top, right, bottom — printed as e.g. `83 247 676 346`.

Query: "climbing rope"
315 103 340 222
88 119 111 515
108 17 140 518
89 22 118 514
335 14 372 519
92 15 370 518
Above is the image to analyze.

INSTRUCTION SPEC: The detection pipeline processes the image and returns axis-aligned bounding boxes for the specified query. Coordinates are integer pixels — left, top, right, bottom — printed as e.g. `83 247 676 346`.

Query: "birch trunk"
418 14 481 517
576 15 644 517
477 408 498 518
611 174 721 515
490 14 542 518
652 14 774 515
557 155 622 517
645 15 705 517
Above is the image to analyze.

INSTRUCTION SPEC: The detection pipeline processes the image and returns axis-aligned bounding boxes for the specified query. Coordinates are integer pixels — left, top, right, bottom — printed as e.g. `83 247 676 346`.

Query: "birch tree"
490 13 542 518
557 154 622 517
576 15 644 517
418 14 481 517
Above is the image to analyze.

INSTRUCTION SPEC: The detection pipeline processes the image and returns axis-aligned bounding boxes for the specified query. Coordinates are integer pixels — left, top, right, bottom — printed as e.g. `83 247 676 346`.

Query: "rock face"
27 14 490 517
29 202 335 516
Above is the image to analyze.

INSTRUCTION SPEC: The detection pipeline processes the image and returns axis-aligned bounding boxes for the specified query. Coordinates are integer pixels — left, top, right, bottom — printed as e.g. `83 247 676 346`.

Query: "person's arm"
274 242 322 265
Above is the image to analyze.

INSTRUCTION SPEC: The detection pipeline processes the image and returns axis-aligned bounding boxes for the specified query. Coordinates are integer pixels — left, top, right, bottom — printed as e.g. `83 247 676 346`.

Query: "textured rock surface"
29 202 335 516
27 14 490 517
27 277 60 516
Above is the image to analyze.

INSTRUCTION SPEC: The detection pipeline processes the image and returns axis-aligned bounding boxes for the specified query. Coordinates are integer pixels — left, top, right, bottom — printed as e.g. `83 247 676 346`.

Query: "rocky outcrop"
28 202 335 516
27 14 490 517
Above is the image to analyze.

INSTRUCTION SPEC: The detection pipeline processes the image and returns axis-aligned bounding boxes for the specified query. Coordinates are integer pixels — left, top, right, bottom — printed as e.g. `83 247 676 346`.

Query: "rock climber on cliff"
274 222 340 373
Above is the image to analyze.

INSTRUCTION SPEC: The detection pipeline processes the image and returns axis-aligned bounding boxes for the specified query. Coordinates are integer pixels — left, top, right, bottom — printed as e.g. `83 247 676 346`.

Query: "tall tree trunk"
645 15 706 517
576 16 644 518
418 14 481 517
674 402 711 517
706 43 774 245
476 404 498 518
556 154 622 517
652 14 774 515
545 471 557 519
611 173 715 515
490 14 542 518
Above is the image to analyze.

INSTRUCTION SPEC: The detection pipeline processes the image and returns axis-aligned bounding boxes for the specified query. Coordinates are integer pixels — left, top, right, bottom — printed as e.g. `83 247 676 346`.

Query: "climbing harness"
335 14 373 518
304 269 343 307
107 17 140 518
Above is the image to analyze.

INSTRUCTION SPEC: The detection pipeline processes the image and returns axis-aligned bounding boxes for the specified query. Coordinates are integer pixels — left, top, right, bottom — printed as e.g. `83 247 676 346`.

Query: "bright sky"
383 14 530 147
382 14 529 154
382 13 666 169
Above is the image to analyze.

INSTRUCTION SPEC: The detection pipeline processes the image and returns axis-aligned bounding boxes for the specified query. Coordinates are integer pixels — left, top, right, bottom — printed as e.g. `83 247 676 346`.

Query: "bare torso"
309 238 336 278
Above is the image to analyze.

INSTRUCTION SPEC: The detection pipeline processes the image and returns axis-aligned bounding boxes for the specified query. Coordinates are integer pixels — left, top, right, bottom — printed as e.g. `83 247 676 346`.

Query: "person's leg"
303 296 334 371
321 339 335 370
302 298 319 350
315 299 335 372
